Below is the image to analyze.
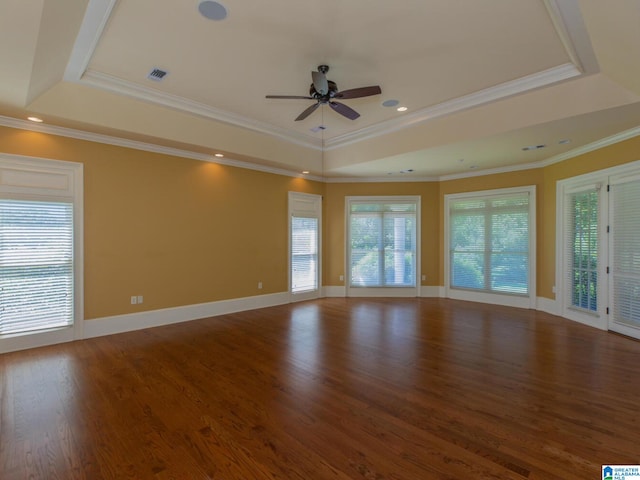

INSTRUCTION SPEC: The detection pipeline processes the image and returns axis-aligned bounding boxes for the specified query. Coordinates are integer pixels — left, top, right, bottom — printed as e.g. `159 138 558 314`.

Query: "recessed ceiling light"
310 125 327 133
214 153 224 157
522 144 546 151
302 171 310 175
27 116 43 123
558 139 572 145
382 100 399 107
198 1 228 20
397 106 408 112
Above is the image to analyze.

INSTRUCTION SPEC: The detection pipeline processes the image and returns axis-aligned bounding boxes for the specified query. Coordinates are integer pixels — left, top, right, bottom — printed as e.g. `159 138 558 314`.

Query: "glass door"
609 173 640 338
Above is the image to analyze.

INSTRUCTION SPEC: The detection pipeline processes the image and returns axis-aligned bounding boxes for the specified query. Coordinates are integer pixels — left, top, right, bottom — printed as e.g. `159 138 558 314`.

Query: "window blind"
349 201 416 287
449 192 529 295
291 216 318 293
565 188 599 312
0 199 74 335
611 179 640 328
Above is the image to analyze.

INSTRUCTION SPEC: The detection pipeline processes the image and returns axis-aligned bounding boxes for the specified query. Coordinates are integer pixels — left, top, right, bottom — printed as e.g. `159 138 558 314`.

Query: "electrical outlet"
130 296 137 305
258 281 263 289
339 275 344 281
137 295 143 304
421 275 426 281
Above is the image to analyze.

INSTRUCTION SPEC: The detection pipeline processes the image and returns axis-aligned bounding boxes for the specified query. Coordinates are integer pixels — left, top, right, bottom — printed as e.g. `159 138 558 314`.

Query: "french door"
609 172 640 337
558 162 640 339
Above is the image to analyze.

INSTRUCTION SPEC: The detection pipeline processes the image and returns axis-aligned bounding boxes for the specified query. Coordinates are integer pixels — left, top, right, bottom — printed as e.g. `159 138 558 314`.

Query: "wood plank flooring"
1 297 639 479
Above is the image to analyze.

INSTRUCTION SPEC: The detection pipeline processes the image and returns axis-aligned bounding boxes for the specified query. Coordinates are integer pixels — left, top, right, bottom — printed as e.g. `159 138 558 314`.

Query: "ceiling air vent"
147 68 168 82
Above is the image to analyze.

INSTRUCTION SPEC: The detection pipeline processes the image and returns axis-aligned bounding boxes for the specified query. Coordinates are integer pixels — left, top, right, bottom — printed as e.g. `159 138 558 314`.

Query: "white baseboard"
84 292 289 338
536 296 560 316
323 286 346 297
420 286 445 297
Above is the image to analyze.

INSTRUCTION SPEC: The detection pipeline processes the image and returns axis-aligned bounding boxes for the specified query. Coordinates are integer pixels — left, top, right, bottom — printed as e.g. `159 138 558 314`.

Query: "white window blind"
449 192 530 295
611 178 640 329
0 199 74 335
291 216 318 293
349 201 417 287
566 188 599 312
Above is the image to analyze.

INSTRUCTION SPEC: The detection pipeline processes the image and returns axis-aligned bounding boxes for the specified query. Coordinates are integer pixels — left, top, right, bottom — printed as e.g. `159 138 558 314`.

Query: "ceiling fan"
266 65 382 121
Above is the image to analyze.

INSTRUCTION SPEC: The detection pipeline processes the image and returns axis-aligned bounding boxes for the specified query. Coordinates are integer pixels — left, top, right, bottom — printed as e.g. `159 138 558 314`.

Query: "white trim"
324 64 581 150
62 0 591 152
2 114 639 184
543 0 600 74
345 196 421 297
81 70 322 150
447 290 534 309
536 296 560 316
84 292 289 339
420 286 445 298
322 286 346 297
0 116 323 181
63 0 118 81
0 154 84 353
288 192 322 302
347 287 419 298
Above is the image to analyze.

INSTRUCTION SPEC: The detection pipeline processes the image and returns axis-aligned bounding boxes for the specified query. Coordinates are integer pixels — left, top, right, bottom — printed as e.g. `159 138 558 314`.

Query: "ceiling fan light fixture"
198 1 228 21
382 99 399 107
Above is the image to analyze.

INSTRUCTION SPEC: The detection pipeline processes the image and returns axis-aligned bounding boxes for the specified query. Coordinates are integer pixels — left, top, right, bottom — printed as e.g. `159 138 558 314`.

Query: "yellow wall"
1 125 639 323
0 126 322 319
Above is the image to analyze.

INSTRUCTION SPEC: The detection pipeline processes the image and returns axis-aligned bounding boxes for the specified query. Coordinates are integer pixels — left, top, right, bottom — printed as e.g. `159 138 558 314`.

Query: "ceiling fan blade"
312 70 329 95
334 85 382 99
295 102 320 121
266 95 314 100
329 101 360 120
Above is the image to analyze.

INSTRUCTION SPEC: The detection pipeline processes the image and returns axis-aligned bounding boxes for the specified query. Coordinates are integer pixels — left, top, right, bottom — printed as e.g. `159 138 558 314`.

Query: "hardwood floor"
1 298 639 479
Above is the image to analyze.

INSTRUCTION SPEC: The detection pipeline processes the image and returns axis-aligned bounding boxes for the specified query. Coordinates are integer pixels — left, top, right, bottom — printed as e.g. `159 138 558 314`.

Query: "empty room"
1 1 640 479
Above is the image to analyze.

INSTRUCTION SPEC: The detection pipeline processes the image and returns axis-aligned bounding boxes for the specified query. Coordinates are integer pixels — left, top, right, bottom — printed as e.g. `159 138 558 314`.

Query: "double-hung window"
0 155 83 353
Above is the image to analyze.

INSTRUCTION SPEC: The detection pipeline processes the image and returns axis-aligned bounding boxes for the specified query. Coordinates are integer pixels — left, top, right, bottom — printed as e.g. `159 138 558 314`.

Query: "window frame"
444 186 536 309
0 154 83 353
345 195 420 298
288 191 322 302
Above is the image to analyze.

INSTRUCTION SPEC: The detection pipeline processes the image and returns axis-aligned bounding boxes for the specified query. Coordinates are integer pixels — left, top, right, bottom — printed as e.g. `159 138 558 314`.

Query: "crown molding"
0 115 321 180
540 125 640 167
325 174 439 184
64 0 117 82
324 63 581 150
64 0 590 153
81 70 323 150
325 126 640 183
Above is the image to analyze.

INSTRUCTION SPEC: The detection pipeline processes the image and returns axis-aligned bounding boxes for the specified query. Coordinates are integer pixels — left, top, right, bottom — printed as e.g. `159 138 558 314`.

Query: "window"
445 187 535 307
556 162 640 335
291 216 318 293
347 197 419 295
610 173 640 333
288 192 321 301
0 200 74 334
0 155 83 353
566 187 599 312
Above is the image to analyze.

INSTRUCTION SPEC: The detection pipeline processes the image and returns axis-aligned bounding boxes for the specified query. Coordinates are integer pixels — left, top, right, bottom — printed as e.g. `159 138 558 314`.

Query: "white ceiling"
1 0 639 179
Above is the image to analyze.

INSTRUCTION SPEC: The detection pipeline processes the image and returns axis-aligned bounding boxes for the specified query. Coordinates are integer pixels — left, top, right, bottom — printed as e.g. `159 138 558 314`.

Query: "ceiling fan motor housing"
310 80 338 102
